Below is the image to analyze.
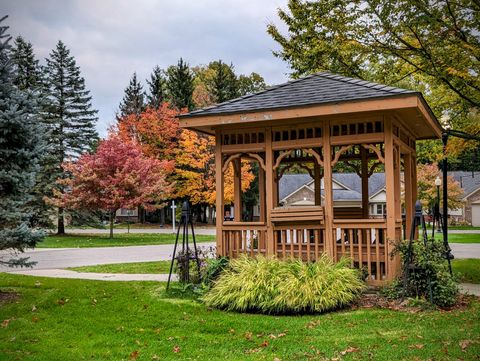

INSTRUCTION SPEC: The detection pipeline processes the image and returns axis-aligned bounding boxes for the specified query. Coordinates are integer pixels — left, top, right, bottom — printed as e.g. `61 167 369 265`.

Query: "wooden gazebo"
179 72 442 284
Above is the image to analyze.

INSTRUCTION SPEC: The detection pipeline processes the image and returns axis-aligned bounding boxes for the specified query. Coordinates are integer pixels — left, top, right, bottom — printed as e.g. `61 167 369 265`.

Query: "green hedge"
202 255 364 314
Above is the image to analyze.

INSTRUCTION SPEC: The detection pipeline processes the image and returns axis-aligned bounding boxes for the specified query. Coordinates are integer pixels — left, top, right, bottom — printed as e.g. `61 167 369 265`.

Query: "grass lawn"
0 274 479 361
453 259 480 284
38 233 215 248
70 261 173 274
434 232 480 243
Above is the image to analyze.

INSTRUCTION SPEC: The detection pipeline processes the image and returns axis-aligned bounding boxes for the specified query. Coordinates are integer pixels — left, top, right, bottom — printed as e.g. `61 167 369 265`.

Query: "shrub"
202 255 364 314
384 238 458 307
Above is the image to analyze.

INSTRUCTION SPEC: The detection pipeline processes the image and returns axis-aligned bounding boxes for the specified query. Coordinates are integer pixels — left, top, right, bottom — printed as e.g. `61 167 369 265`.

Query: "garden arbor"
179 73 442 284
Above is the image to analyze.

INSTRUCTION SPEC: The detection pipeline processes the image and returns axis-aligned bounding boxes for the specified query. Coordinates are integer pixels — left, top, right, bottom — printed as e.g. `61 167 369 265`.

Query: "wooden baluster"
306 229 311 262
236 231 240 256
349 229 354 267
290 229 295 259
281 230 286 259
358 229 363 271
273 230 278 257
366 229 372 280
341 228 346 260
314 229 319 260
228 231 233 258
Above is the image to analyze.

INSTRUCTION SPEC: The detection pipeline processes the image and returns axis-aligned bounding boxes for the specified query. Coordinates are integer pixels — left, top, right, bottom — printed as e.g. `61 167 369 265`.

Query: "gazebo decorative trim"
179 72 442 284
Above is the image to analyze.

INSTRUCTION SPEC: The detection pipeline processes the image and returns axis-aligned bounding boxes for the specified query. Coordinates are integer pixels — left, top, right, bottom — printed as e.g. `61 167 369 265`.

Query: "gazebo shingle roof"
180 72 417 118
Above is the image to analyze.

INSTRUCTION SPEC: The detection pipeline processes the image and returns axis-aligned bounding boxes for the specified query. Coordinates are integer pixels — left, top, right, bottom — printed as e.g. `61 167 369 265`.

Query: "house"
451 171 480 226
278 173 391 218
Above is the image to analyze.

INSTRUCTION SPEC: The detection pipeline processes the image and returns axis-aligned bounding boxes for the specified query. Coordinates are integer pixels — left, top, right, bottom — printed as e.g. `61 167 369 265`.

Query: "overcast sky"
2 0 291 136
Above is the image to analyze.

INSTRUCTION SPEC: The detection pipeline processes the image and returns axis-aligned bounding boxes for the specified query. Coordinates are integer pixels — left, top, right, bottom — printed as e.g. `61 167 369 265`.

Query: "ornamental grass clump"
202 255 364 314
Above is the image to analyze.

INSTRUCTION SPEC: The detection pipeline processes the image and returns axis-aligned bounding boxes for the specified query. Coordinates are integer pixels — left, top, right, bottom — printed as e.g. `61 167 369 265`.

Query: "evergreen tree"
118 72 145 119
166 58 194 110
10 35 55 228
0 16 45 266
147 65 166 108
42 40 98 234
10 36 41 90
209 60 238 103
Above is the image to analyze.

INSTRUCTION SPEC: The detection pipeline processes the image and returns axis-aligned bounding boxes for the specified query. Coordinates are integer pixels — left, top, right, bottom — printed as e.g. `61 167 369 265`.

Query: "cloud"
2 0 291 135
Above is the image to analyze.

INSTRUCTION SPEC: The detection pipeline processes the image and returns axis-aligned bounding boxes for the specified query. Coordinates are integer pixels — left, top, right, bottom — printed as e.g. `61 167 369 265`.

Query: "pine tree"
147 65 166 108
209 60 238 103
42 40 99 234
10 35 55 228
166 58 194 110
118 72 145 119
0 16 45 266
10 36 41 90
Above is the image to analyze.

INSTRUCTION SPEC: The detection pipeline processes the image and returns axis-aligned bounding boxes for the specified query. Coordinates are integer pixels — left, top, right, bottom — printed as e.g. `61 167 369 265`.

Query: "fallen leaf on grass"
129 350 139 360
173 345 180 353
340 346 360 355
459 339 473 352
1 319 10 328
305 320 321 329
31 317 39 323
31 305 37 312
408 344 424 349
244 331 253 341
260 340 269 348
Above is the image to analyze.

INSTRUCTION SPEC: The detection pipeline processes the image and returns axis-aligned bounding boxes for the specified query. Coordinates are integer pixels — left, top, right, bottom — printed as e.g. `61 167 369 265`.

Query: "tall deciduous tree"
54 134 173 238
166 58 194 110
42 40 99 234
268 0 480 162
118 72 145 119
117 103 180 161
238 72 267 96
0 16 45 266
147 66 167 109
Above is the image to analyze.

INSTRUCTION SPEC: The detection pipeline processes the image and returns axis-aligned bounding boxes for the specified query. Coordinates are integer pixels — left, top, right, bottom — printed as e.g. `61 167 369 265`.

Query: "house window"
370 203 386 216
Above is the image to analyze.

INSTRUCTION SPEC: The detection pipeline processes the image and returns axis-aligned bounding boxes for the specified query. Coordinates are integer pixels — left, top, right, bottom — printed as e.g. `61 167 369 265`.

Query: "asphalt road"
0 242 216 272
0 242 477 273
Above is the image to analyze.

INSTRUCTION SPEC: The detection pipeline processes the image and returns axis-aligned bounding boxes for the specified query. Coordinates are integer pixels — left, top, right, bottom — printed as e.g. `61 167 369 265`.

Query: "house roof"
450 171 480 199
279 173 386 202
181 72 417 118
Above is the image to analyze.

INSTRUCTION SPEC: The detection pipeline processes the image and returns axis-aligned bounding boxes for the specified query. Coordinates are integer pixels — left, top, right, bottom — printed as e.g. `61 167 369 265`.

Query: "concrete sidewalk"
9 268 177 282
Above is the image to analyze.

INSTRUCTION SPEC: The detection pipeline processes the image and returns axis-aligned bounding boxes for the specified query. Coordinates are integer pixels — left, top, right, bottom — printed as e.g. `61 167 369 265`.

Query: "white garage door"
472 204 480 227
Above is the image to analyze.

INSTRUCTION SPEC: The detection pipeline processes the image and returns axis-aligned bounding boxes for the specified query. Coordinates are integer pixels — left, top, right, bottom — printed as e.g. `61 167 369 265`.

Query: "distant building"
278 173 390 218
450 172 480 226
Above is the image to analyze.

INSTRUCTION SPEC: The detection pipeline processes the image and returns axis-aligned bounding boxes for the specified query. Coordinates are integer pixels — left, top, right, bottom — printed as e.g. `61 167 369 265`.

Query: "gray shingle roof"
450 171 480 198
180 72 417 118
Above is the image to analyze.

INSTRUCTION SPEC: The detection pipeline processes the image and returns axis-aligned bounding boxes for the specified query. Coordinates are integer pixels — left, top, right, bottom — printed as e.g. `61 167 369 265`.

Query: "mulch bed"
0 291 20 304
351 292 477 312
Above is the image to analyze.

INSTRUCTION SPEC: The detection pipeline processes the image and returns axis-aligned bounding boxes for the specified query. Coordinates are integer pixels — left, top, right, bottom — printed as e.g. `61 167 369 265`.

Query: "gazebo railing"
332 219 400 282
222 222 267 257
273 223 325 261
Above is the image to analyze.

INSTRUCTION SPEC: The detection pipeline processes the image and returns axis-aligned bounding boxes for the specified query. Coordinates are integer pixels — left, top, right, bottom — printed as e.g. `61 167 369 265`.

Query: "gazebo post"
360 147 369 218
384 117 400 279
265 127 275 255
215 131 224 255
404 152 413 237
314 163 321 206
323 120 334 258
233 157 242 222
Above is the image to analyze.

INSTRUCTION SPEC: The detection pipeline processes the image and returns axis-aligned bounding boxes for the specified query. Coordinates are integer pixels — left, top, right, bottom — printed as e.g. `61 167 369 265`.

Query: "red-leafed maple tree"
54 134 173 238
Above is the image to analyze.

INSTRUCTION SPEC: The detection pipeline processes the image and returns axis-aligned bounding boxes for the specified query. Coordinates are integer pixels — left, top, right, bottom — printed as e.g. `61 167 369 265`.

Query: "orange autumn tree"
417 163 464 212
175 129 254 211
117 103 180 161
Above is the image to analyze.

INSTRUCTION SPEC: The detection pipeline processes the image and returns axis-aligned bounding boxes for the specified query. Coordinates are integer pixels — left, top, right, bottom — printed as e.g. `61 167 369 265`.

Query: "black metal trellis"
166 201 201 290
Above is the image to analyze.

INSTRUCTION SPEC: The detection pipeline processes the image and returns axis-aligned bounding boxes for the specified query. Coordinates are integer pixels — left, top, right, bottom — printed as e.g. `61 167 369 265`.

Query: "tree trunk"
57 207 65 235
160 207 165 227
109 211 115 239
207 206 213 224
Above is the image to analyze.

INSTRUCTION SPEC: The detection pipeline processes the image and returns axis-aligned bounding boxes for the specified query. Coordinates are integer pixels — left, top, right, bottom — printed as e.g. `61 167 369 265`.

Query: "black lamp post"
435 176 442 233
